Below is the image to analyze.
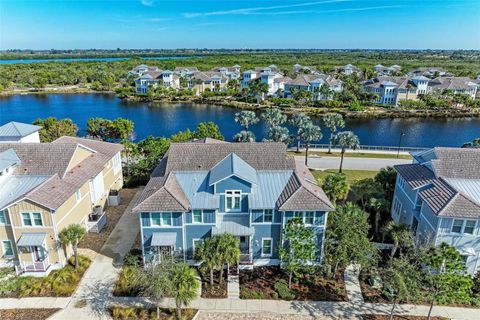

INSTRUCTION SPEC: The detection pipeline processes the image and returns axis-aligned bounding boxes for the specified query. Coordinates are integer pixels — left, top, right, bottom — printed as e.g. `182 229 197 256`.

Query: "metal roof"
249 171 293 209
0 122 41 138
174 171 218 209
17 232 46 247
209 153 257 186
0 149 20 172
444 178 480 206
151 232 177 247
0 175 50 210
213 215 253 236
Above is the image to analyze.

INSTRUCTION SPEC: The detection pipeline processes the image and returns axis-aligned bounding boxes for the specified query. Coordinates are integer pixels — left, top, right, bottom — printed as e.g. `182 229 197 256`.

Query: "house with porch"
284 74 343 101
132 140 334 267
391 147 480 275
0 133 123 276
363 76 429 106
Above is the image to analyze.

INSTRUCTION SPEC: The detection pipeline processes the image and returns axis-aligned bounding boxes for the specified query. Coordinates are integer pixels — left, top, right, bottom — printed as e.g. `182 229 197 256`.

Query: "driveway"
296 156 411 171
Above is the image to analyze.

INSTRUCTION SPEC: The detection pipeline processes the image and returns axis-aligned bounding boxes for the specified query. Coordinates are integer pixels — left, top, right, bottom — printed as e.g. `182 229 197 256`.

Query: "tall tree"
382 221 413 260
59 224 86 269
350 178 381 210
299 122 322 166
289 113 311 152
266 125 290 144
194 122 224 141
331 131 360 173
216 234 240 284
233 130 256 142
33 117 78 142
369 197 389 236
261 107 287 128
322 113 345 153
322 174 349 204
194 237 220 286
279 217 316 288
374 167 397 200
111 117 135 141
325 203 379 273
234 110 258 130
318 83 333 100
171 263 199 320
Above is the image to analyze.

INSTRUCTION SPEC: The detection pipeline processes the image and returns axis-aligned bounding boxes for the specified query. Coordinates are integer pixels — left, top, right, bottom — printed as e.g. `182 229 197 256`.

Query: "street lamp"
397 130 406 158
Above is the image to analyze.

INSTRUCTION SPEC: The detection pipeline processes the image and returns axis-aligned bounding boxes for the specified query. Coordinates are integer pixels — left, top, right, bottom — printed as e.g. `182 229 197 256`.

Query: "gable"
65 145 95 175
215 175 252 193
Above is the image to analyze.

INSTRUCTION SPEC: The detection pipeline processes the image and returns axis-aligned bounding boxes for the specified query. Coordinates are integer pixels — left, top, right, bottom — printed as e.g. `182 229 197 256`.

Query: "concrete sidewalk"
344 265 364 304
296 156 411 171
50 187 144 320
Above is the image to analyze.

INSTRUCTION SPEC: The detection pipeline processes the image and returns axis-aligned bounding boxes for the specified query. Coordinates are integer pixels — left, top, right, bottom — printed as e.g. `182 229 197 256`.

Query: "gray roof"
0 175 50 210
249 171 293 209
0 137 123 210
17 232 46 247
0 149 21 172
394 164 436 189
213 214 253 236
133 141 334 213
151 232 177 247
209 153 257 186
0 122 41 139
430 147 480 179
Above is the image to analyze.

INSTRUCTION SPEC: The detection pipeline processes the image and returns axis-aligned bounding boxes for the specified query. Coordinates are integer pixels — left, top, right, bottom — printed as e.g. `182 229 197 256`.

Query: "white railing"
87 211 107 233
295 143 428 153
15 257 50 275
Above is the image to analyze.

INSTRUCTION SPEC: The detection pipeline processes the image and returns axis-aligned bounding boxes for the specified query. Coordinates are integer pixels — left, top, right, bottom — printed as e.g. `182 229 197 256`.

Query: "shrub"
274 279 296 300
251 290 265 299
271 291 279 299
113 265 142 297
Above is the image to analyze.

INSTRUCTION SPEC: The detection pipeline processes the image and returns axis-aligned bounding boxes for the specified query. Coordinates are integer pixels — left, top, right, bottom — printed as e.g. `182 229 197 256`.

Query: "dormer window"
225 190 241 212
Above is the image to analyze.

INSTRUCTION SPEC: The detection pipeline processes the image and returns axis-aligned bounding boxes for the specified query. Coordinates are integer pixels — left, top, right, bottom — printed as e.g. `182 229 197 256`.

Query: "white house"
0 122 41 143
284 74 343 101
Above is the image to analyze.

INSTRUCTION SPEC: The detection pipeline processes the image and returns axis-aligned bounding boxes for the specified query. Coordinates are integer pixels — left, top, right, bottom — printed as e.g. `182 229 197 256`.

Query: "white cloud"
140 0 156 7
183 0 349 18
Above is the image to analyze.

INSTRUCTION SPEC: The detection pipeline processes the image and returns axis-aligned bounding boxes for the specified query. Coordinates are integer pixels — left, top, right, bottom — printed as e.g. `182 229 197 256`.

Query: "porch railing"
15 257 50 275
87 211 107 233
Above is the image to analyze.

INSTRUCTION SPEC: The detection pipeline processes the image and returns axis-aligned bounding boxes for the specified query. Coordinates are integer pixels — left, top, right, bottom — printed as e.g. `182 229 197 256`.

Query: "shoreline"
2 90 479 120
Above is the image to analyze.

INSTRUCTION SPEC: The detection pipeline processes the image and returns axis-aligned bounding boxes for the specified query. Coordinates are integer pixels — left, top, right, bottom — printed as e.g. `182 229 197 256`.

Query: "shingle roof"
0 122 41 139
428 77 475 91
430 147 480 179
364 76 416 89
133 142 334 212
0 137 123 210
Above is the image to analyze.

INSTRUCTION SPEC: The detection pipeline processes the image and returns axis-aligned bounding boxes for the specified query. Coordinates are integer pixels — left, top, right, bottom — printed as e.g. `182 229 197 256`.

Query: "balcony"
15 257 50 276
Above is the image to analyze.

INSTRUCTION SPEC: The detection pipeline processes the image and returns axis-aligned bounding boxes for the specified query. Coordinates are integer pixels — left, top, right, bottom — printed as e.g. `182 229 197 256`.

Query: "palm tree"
318 83 333 100
299 122 322 166
266 126 290 144
59 224 86 269
369 197 389 236
234 110 258 130
331 131 360 173
322 113 345 153
289 113 311 152
260 107 287 128
383 221 413 260
194 237 220 286
233 130 256 142
171 263 199 320
216 233 240 284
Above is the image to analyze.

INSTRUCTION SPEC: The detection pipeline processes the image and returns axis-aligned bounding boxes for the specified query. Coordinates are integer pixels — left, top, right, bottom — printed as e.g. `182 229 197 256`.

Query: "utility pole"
397 130 406 158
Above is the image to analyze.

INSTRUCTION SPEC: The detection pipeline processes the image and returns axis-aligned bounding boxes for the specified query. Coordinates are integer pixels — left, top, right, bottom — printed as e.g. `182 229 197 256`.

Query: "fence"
296 143 428 153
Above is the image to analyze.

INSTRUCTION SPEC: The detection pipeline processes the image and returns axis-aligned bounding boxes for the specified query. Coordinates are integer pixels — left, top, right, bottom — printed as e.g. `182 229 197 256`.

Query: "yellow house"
0 136 123 276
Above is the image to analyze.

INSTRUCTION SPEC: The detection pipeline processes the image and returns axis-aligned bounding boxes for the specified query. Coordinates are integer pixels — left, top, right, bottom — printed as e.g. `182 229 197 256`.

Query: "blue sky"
1 0 479 49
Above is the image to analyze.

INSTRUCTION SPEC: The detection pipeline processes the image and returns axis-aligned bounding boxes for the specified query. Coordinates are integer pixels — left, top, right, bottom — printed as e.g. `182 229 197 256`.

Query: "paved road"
296 156 411 171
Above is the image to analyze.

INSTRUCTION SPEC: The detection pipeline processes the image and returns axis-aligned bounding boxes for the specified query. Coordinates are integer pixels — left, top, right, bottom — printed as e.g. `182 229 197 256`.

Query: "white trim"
261 237 273 258
20 211 43 227
1 240 14 258
225 190 242 212
450 219 476 235
150 212 174 227
192 210 203 224
192 238 202 257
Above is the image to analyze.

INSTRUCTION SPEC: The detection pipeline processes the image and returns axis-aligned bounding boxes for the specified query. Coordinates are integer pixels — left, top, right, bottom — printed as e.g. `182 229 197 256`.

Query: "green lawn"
289 151 412 160
311 169 379 184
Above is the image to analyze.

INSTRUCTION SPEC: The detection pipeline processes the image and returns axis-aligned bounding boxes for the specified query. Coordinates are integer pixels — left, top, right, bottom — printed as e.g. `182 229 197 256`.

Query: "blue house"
391 147 480 275
132 139 334 267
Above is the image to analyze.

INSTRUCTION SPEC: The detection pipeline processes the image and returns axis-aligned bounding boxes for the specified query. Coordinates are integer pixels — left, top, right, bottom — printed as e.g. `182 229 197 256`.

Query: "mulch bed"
240 266 347 301
200 269 228 299
362 315 448 320
0 309 60 320
79 187 139 252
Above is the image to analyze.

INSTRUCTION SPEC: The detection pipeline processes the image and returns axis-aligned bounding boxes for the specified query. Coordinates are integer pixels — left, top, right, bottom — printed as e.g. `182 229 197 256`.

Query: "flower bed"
0 256 91 298
239 266 347 301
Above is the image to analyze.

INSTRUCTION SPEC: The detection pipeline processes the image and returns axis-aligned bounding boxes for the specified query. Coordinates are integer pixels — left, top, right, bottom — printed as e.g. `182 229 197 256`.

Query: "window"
0 211 7 225
161 213 172 226
264 210 273 223
305 212 314 225
225 190 241 212
113 153 122 174
451 219 463 233
2 240 13 257
75 189 81 202
193 239 202 256
193 210 202 223
261 238 272 257
464 220 476 235
22 212 42 226
293 211 302 218
151 213 161 226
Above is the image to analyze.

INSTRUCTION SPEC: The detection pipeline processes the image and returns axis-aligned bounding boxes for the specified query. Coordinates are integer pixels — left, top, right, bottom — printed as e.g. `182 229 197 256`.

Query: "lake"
1 93 479 147
0 56 198 65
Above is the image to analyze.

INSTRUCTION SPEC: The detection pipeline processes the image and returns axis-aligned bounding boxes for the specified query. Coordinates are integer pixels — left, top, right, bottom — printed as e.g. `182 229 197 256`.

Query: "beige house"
0 136 123 276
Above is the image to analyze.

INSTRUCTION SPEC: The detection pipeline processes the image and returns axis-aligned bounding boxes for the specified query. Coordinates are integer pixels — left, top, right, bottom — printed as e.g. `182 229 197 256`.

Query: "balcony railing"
87 211 107 233
15 257 50 275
